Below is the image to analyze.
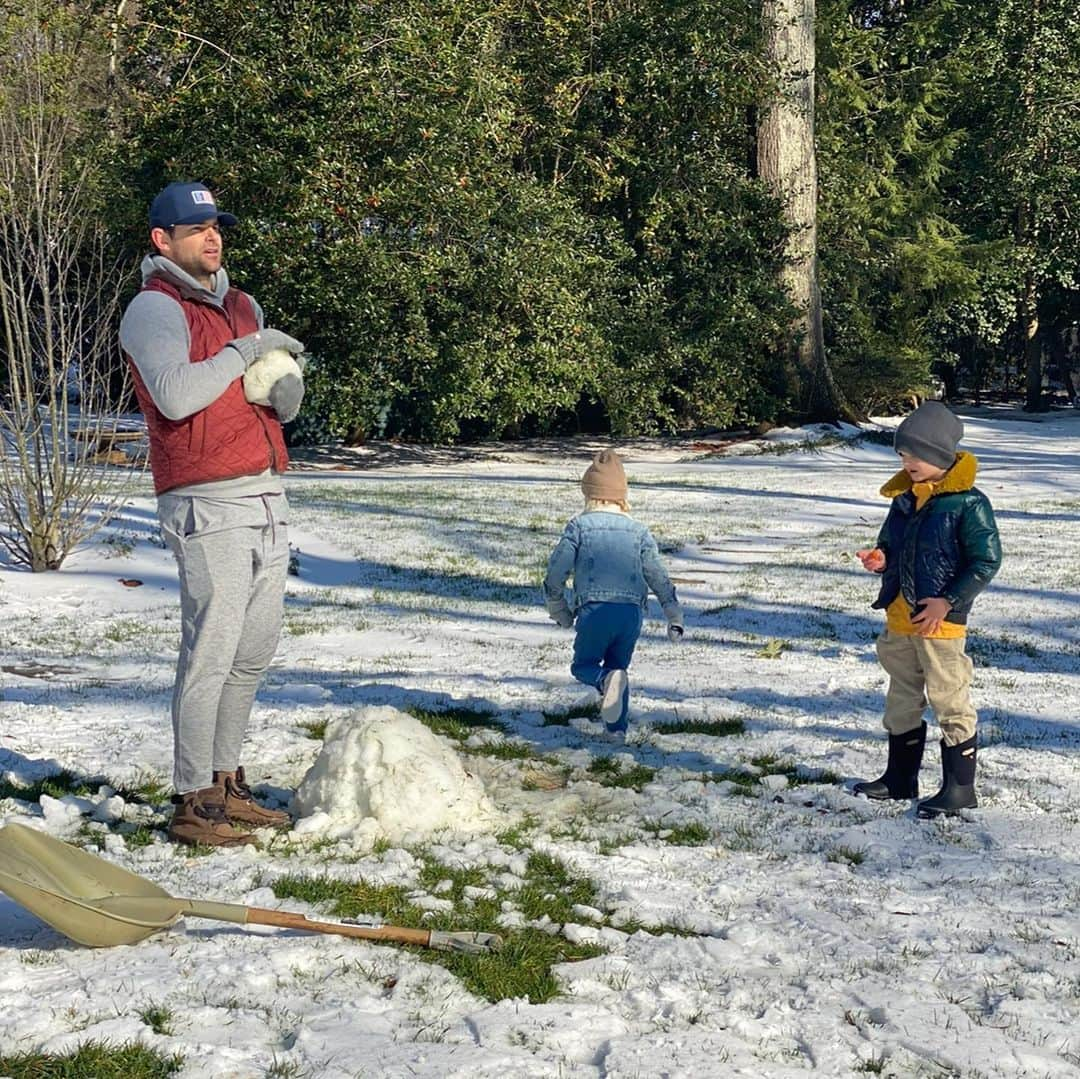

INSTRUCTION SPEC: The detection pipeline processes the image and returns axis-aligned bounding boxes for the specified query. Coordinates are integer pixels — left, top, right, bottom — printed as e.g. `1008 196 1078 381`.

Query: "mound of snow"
292 705 498 844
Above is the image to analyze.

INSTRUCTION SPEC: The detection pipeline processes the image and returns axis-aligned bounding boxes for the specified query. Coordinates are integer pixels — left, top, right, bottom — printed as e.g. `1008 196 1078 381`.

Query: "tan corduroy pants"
875 629 977 746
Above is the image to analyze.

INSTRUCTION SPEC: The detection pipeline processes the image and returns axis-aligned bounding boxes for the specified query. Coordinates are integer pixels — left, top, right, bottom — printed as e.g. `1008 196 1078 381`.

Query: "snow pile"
291 706 499 845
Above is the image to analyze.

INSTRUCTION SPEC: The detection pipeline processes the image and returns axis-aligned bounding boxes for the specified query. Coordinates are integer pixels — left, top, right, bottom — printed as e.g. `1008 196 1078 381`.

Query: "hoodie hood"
140 253 230 306
880 450 978 500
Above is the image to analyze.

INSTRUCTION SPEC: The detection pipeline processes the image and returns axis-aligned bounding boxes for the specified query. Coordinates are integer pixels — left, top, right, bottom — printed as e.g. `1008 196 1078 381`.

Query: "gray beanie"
893 401 963 469
581 449 628 502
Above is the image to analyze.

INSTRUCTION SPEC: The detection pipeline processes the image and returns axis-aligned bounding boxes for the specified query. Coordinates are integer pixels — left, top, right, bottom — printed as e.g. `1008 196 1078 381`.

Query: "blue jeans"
571 602 643 689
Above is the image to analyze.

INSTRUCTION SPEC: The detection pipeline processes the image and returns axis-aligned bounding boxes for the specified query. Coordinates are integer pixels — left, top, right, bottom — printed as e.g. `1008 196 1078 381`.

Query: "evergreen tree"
816 0 979 413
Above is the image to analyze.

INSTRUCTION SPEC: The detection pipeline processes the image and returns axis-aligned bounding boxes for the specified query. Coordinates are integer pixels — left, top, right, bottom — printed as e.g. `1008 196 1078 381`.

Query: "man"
120 181 305 846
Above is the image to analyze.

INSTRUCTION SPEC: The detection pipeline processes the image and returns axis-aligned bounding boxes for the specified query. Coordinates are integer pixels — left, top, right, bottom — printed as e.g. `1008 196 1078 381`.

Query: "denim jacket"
543 510 681 624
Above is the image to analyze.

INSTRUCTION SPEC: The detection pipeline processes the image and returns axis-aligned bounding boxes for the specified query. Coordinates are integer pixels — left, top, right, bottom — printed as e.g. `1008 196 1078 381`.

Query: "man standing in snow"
120 181 304 846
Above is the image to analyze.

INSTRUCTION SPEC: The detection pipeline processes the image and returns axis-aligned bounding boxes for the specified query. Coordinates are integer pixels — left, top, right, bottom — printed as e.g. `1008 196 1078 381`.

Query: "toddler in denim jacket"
544 450 683 734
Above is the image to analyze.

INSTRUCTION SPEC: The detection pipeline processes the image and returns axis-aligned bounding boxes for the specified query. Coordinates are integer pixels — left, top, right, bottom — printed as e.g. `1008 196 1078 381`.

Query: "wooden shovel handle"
245 907 432 947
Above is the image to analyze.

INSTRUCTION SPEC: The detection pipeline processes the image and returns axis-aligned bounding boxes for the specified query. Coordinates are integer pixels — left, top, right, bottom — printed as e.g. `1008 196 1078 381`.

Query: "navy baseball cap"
149 182 238 229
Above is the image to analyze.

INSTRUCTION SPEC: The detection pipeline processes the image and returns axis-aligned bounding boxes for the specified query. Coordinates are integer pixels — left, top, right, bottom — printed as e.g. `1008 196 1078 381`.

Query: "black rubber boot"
853 722 926 800
917 735 977 819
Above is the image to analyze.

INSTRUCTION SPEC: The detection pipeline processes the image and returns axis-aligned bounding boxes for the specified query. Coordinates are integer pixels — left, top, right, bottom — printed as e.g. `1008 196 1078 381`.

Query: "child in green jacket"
855 402 1002 818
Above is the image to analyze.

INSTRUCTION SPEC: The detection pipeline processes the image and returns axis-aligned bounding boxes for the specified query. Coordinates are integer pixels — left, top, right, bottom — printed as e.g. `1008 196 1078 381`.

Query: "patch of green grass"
407 706 507 741
542 700 600 726
121 825 161 849
298 718 328 740
463 741 548 763
0 1041 183 1078
273 874 414 923
596 831 642 855
515 852 598 923
1 768 170 809
80 819 164 852
0 770 93 803
112 772 171 805
652 717 745 737
103 618 152 645
265 1058 305 1079
749 754 844 788
646 821 712 847
854 1055 887 1073
495 814 539 850
586 757 656 791
826 846 867 866
271 849 604 1004
417 857 488 900
615 917 703 939
701 768 759 792
138 1003 174 1036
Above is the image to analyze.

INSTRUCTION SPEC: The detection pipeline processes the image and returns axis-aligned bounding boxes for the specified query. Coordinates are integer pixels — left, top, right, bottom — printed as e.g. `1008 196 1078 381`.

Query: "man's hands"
856 547 886 572
230 328 305 368
551 608 574 628
911 597 952 636
268 373 304 423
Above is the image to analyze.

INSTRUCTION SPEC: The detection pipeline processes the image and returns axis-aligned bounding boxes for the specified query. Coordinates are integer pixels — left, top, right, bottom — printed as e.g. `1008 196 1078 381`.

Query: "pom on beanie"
581 449 628 503
893 401 963 470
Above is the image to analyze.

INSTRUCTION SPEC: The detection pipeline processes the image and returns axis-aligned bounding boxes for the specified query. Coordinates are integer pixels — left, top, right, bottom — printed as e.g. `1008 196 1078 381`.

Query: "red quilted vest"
127 277 289 495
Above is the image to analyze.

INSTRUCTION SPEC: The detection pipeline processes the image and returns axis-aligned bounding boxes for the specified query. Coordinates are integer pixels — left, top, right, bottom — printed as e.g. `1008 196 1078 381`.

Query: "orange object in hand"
856 547 886 572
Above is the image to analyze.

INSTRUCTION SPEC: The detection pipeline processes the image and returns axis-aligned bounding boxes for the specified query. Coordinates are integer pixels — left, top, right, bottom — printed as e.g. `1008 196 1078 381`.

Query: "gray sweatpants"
159 492 290 793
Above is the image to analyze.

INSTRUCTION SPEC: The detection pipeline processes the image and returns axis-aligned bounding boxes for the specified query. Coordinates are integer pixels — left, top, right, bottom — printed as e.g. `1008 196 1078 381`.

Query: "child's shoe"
600 669 629 733
917 736 977 818
853 722 926 800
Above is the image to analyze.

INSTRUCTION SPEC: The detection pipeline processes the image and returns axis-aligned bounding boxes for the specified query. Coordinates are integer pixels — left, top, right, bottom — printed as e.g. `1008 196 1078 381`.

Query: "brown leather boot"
168 786 256 847
214 767 291 829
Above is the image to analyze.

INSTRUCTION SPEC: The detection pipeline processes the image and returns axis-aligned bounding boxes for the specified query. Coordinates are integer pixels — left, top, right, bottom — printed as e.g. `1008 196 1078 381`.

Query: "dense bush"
103 0 1080 438
115 0 791 440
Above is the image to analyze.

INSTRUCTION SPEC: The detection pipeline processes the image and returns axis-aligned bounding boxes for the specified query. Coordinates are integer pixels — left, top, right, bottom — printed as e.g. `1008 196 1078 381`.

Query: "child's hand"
911 597 951 636
856 547 886 572
667 623 684 643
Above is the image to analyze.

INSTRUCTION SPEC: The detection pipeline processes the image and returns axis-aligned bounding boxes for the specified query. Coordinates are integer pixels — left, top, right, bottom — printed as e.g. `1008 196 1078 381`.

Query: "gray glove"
553 609 574 629
230 328 305 368
667 623 684 642
268 372 304 424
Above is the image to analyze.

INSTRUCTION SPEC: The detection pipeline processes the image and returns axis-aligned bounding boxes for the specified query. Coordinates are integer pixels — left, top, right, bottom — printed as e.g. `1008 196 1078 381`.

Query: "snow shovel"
0 822 500 954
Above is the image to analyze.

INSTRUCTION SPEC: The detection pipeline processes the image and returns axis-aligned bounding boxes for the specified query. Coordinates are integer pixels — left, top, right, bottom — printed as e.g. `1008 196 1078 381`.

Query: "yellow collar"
880 450 978 499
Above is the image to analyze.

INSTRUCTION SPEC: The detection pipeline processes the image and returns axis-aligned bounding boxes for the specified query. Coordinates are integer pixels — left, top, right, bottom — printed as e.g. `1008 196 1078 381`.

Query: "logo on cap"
191 191 215 207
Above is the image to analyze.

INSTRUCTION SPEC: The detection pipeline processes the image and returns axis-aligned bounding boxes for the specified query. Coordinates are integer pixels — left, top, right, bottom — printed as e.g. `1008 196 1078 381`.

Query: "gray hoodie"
120 255 284 502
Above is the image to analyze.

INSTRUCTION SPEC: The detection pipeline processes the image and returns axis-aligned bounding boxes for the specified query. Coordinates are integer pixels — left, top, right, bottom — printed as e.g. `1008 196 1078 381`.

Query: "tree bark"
1018 0 1048 413
1020 269 1045 411
758 0 858 423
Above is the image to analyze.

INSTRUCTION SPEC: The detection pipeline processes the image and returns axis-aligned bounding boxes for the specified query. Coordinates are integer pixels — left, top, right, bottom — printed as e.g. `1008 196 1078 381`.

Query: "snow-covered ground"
1 408 1078 1078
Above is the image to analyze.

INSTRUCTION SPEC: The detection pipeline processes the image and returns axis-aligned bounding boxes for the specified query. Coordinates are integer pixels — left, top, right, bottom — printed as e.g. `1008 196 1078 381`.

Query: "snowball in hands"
242 347 302 406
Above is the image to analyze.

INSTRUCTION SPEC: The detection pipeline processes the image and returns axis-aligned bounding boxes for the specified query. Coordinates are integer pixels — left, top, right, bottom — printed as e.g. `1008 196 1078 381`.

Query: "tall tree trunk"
1019 0 1047 412
1020 267 1044 411
758 0 856 422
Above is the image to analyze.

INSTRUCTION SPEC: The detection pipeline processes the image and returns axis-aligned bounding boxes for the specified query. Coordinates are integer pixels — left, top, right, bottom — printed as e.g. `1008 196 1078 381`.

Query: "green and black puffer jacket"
872 451 1002 625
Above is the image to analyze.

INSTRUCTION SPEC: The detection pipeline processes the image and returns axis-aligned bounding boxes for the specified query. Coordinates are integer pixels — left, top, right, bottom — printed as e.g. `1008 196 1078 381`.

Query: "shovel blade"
0 823 177 947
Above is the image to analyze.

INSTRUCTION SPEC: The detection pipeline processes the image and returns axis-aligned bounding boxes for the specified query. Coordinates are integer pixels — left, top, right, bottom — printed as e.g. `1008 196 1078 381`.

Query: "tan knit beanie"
581 449 628 503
